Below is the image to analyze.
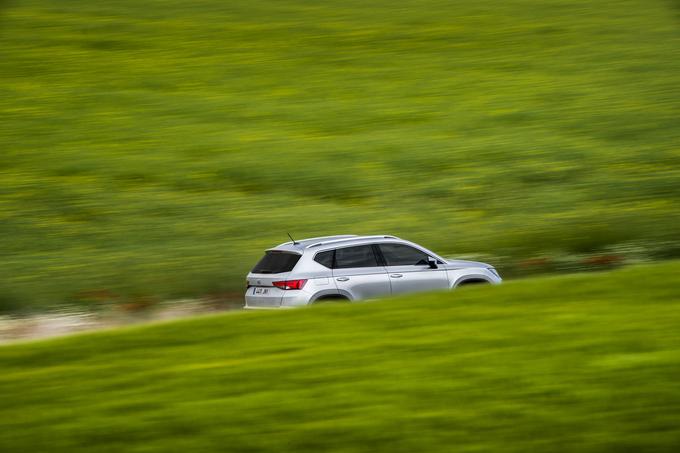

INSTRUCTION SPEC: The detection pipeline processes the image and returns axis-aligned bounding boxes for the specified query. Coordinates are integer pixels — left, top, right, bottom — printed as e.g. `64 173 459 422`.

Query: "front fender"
451 274 494 289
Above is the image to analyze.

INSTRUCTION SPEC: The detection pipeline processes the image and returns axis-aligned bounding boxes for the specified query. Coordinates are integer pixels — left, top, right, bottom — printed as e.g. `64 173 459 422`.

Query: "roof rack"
307 235 398 248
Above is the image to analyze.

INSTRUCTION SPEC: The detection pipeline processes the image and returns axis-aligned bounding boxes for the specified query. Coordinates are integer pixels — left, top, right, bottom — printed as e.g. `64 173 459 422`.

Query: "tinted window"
379 244 430 266
314 250 334 268
334 245 379 269
252 251 301 274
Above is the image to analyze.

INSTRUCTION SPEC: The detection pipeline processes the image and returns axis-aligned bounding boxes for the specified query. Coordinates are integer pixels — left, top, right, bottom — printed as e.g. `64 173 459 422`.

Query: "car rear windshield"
251 251 301 274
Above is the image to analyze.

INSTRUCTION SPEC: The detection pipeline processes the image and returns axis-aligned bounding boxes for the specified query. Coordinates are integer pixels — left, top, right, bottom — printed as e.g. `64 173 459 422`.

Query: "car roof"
270 235 400 252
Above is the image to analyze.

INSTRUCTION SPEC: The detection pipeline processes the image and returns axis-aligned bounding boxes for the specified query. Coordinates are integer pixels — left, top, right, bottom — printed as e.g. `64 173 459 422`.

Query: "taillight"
272 279 307 290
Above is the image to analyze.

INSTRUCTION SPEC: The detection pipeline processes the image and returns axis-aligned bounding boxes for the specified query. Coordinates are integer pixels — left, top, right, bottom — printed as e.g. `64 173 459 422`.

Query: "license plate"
254 287 269 295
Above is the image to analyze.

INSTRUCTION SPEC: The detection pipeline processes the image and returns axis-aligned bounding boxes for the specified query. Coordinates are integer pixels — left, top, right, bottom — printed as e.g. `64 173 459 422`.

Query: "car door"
331 244 391 300
376 243 450 295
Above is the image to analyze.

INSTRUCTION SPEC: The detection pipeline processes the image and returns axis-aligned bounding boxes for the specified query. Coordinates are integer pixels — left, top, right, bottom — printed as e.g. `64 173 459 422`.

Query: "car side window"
334 245 379 269
314 250 334 268
379 243 430 266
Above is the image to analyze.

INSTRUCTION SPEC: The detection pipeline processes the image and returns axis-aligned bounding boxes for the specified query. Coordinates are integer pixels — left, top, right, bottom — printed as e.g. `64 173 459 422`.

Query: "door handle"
390 274 403 278
336 277 350 282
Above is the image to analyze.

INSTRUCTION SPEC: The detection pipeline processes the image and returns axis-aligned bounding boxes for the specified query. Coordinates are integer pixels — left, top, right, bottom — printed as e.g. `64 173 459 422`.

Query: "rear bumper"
244 289 312 309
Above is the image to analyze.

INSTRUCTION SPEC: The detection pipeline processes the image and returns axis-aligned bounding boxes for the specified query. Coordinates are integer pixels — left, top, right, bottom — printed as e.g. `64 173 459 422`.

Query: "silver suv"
245 235 501 309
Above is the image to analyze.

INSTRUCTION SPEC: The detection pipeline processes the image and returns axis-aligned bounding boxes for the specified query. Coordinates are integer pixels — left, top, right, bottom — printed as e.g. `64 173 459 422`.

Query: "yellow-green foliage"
1 0 679 309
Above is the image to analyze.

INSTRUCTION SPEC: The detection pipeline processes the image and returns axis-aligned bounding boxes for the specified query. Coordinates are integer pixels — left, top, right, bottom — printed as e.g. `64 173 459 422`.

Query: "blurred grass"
1 260 680 451
1 0 679 310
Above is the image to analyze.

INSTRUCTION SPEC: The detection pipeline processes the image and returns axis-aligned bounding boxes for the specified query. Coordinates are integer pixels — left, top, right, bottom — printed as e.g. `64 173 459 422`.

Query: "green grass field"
1 0 679 310
1 261 679 451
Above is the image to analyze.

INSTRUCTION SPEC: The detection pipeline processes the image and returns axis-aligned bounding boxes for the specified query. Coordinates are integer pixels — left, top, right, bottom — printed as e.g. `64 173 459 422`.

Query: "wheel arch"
309 289 354 304
452 274 493 289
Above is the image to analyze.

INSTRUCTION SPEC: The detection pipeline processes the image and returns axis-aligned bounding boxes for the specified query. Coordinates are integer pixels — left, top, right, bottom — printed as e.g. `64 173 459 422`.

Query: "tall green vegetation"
1 261 680 451
1 0 679 310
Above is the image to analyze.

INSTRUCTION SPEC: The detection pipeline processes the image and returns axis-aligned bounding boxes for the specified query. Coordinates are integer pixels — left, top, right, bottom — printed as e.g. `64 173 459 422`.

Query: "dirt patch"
0 298 242 344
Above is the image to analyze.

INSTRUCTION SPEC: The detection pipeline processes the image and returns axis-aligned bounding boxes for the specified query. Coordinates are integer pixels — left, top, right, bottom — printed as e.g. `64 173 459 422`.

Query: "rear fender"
309 289 354 303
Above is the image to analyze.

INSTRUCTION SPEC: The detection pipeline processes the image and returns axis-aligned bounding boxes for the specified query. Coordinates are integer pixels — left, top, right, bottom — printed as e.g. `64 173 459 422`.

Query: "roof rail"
307 235 399 248
276 235 357 248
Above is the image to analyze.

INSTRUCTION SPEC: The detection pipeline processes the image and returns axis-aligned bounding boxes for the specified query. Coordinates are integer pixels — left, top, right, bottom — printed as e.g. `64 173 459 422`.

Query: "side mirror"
427 256 438 269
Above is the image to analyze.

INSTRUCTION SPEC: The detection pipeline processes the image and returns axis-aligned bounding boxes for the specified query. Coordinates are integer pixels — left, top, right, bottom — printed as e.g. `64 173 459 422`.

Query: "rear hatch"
246 250 302 307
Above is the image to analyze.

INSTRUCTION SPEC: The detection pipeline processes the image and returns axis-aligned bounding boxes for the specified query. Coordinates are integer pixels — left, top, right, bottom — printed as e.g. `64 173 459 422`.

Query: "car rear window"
251 251 301 274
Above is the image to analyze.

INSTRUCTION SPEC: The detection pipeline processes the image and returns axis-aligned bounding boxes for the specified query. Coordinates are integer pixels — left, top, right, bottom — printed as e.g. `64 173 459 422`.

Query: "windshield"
251 251 301 274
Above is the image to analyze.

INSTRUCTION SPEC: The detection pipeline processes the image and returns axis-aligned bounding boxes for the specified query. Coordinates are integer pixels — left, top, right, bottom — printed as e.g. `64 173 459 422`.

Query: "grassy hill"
1 261 680 451
1 0 680 310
